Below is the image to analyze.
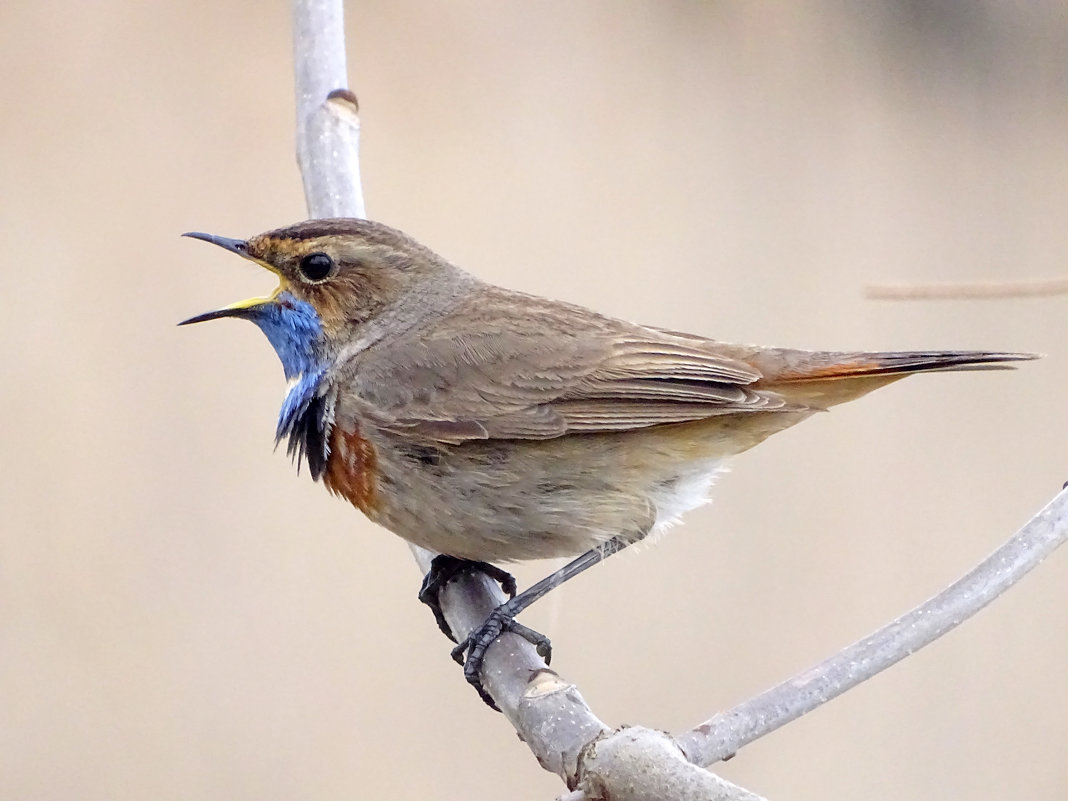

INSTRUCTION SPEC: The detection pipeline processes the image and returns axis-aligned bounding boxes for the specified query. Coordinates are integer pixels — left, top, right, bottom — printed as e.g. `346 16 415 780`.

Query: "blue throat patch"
246 292 323 381
244 292 333 479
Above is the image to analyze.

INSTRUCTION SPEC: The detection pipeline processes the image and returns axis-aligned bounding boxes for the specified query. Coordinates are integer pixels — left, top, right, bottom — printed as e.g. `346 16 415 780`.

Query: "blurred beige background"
2 2 1066 799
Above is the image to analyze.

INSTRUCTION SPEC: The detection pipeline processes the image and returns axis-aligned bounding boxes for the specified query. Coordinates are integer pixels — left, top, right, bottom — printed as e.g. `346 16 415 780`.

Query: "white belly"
650 459 727 533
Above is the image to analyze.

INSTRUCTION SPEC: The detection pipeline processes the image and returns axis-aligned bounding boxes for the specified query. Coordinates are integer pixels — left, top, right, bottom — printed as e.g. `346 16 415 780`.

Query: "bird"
180 217 1034 706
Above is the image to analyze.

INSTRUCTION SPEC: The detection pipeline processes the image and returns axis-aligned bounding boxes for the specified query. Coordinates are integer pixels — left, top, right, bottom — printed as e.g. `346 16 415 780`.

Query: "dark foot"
435 537 634 709
451 603 553 709
418 555 517 642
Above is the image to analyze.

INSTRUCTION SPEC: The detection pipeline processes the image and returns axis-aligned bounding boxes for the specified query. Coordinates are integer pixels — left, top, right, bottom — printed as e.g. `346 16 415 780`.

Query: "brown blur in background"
2 2 1067 799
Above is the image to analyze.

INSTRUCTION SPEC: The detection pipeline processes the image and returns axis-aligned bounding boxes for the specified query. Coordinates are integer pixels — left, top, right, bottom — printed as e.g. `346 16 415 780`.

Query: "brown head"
180 218 459 339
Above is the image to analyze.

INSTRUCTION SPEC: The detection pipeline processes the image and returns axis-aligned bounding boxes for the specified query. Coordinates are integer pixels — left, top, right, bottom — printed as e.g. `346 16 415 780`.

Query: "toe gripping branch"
419 538 631 709
418 555 553 709
450 603 553 709
418 555 518 641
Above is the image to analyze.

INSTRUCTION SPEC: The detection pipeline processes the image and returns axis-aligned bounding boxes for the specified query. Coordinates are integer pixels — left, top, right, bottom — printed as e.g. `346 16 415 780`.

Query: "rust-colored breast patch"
324 423 379 516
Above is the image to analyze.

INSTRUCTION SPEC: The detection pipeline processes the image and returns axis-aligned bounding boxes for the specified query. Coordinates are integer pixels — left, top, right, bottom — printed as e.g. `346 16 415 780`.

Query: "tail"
756 350 1038 408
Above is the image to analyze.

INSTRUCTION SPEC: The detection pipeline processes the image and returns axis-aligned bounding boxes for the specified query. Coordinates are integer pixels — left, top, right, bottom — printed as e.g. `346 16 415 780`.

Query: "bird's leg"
453 535 632 709
418 554 517 641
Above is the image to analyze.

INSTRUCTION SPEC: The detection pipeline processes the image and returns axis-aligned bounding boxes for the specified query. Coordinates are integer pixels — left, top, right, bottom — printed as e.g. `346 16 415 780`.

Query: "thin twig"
866 278 1068 300
676 487 1068 766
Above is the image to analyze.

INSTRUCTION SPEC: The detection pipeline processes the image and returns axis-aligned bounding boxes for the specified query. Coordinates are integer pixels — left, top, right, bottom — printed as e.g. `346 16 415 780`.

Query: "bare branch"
866 277 1068 300
408 546 612 786
676 487 1068 767
292 0 365 219
579 727 766 801
410 545 772 799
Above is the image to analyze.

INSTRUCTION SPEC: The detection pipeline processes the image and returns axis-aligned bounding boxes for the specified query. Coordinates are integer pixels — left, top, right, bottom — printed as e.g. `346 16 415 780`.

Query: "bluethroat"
181 218 1035 706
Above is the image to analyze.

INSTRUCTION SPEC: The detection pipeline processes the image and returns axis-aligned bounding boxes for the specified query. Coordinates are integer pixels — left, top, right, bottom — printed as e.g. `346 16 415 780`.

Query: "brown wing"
347 288 797 444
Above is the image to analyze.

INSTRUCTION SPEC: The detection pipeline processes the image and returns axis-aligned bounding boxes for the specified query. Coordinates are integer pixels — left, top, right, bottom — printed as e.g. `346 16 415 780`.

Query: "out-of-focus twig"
866 277 1068 300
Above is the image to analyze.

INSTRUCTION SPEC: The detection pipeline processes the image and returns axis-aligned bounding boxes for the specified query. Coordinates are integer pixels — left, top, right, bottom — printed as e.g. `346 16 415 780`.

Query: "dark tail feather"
767 350 1038 407
827 350 1037 377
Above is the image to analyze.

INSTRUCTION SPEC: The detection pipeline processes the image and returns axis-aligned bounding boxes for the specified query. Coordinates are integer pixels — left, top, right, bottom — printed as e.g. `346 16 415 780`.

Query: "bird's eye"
298 252 335 282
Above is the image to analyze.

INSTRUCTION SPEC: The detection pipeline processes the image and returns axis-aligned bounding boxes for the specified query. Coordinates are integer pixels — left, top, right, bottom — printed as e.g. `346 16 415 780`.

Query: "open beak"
179 231 286 326
181 231 249 256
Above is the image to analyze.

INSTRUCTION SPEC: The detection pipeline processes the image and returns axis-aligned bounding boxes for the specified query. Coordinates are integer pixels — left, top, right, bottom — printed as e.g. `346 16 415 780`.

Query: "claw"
452 608 553 709
418 556 517 642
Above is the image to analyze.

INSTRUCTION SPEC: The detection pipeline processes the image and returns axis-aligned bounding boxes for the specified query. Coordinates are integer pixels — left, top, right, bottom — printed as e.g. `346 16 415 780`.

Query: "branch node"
326 87 359 111
578 726 766 801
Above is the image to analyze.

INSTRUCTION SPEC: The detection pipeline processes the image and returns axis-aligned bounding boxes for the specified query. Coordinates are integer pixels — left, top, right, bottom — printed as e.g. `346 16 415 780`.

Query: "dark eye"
298 252 335 282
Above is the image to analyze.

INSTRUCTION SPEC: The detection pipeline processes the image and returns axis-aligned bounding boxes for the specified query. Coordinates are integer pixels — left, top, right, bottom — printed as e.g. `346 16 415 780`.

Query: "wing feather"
347 288 795 444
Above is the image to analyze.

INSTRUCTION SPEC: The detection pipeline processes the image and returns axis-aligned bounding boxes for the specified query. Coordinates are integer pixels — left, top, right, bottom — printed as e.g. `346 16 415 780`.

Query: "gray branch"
289 2 1067 798
676 486 1068 766
292 0 364 219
